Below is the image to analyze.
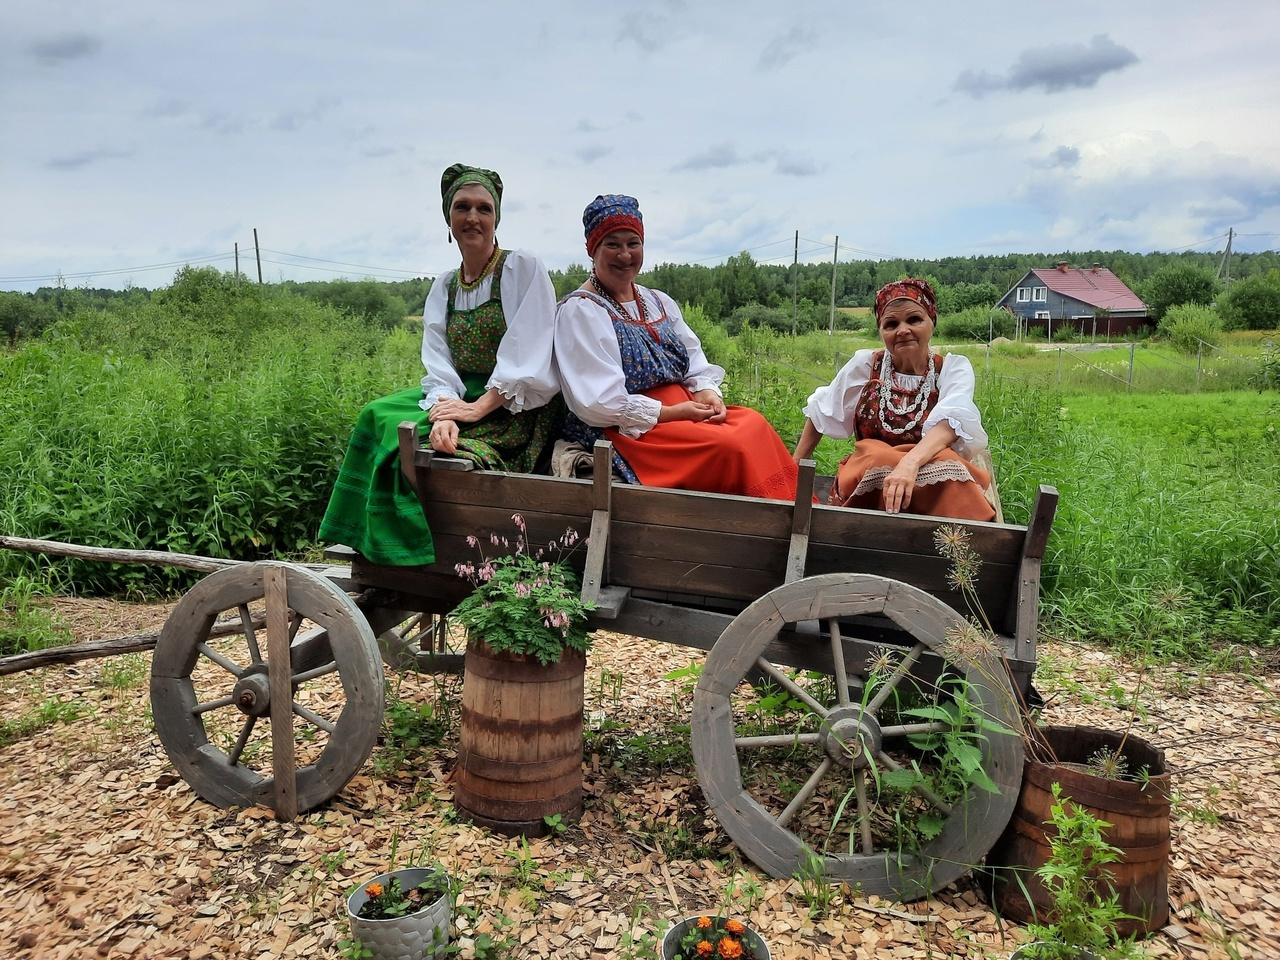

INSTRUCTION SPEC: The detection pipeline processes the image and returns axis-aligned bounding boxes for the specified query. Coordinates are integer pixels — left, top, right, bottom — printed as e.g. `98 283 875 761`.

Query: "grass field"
2 283 1277 661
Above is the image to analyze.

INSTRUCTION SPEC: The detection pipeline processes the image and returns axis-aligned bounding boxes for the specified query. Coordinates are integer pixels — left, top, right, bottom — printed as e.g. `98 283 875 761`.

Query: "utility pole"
828 236 839 336
254 228 263 284
791 230 799 336
1216 227 1234 285
234 243 239 284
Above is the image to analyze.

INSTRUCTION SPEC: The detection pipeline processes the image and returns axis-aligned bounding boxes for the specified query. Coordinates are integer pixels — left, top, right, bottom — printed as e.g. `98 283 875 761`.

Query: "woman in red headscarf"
554 194 798 500
792 278 996 521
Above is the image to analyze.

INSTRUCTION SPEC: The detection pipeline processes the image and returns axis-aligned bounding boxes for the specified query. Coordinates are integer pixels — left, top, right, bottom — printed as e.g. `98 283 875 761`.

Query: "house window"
1033 287 1047 302
1034 310 1050 320
1016 288 1030 303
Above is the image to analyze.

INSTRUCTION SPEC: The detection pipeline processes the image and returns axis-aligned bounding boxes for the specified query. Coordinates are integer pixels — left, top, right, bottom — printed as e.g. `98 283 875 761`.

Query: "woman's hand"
882 459 920 513
428 419 460 455
692 389 728 424
429 398 482 423
658 400 721 424
429 388 505 425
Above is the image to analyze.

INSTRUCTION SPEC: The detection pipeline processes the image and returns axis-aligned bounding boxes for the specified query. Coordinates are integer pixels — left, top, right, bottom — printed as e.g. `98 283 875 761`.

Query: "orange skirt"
605 384 798 501
830 439 995 521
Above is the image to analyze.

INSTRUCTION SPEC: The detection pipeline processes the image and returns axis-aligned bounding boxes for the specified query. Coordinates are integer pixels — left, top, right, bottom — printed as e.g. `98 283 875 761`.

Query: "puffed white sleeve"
923 353 988 457
420 271 465 409
654 291 725 395
801 349 876 440
553 294 662 438
486 249 560 411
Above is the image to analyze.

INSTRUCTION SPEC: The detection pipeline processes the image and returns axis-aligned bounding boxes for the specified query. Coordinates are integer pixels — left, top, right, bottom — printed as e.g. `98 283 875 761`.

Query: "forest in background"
5 246 1280 345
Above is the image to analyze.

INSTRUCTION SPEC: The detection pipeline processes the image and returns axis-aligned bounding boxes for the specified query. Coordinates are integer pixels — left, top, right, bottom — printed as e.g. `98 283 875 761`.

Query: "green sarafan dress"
440 250 563 472
318 249 562 566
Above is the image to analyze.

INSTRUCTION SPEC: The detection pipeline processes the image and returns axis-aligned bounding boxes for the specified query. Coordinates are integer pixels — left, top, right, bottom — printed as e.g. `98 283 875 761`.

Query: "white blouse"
419 248 559 413
802 349 988 458
553 287 725 438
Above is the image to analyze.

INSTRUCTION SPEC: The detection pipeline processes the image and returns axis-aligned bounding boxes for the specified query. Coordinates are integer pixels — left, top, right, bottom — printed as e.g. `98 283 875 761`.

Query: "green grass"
2 281 1276 661
711 327 1280 656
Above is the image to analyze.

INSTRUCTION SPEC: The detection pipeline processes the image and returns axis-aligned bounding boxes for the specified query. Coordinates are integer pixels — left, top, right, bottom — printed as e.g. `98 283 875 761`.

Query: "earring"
447 231 453 244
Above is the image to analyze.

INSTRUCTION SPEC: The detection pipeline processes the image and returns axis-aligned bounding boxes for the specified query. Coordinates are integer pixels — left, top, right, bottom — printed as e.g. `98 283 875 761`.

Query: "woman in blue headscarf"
553 194 798 500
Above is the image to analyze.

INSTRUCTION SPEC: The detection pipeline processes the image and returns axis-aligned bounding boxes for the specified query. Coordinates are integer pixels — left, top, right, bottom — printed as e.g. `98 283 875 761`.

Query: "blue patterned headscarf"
583 194 644 256
441 163 503 226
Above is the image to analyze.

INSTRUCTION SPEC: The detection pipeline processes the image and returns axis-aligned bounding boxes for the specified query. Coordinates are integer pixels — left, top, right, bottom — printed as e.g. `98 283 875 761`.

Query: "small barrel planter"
662 915 770 960
346 867 452 960
454 641 586 837
987 724 1171 937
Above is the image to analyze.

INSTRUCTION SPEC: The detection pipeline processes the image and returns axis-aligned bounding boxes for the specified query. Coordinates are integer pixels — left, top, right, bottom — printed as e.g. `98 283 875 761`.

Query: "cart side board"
354 425 1059 688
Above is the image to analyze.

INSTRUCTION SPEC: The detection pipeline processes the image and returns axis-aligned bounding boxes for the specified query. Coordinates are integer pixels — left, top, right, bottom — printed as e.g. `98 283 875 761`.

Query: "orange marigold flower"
696 916 713 929
717 938 743 959
724 919 746 935
364 882 384 898
696 942 714 958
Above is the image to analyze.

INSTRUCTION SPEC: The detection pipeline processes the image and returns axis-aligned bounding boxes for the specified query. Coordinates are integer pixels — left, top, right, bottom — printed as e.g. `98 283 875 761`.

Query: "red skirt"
605 383 798 501
830 439 995 521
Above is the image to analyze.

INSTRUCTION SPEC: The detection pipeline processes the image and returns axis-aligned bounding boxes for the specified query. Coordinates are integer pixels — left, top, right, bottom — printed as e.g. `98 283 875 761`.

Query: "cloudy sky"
3 0 1279 293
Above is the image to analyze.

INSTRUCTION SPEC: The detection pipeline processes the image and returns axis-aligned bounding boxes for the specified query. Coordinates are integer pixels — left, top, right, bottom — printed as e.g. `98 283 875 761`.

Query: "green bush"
936 306 1014 342
1219 271 1280 331
1139 262 1221 320
0 272 420 594
1159 303 1222 354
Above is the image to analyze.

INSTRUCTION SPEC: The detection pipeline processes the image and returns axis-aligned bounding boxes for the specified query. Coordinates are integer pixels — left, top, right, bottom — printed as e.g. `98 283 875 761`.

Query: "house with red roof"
996 261 1150 337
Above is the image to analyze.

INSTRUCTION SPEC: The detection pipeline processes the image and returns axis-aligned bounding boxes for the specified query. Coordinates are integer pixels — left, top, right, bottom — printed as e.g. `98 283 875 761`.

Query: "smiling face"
448 183 497 255
877 298 935 374
590 229 644 299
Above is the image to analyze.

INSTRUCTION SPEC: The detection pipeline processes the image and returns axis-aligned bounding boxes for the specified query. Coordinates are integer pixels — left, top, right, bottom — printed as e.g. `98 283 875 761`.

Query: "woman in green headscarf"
318 163 561 565
419 163 561 467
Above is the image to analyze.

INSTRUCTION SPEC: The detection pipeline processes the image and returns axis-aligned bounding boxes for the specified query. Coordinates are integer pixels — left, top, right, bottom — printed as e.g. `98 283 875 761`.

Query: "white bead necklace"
876 349 937 435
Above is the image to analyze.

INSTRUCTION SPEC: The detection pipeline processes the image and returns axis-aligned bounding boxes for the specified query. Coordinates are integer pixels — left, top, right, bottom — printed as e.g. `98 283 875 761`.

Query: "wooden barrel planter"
454 642 585 837
987 724 1171 937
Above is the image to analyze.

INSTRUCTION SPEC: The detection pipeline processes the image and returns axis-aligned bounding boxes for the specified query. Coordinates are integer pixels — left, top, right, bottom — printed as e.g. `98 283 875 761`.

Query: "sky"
3 0 1280 293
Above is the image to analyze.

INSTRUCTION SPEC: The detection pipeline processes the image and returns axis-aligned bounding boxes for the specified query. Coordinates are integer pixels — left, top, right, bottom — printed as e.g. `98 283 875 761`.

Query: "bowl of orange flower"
662 914 770 960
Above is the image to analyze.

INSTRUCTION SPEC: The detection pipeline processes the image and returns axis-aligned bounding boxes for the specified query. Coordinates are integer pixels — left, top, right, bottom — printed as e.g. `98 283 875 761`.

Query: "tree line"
5 248 1279 345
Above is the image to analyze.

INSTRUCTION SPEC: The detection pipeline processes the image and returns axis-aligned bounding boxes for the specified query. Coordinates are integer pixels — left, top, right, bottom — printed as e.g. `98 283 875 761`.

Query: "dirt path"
1 599 1277 959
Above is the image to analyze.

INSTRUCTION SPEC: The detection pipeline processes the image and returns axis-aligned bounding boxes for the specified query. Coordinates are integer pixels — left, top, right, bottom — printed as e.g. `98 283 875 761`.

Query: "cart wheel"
692 573 1023 901
151 561 384 814
371 611 465 674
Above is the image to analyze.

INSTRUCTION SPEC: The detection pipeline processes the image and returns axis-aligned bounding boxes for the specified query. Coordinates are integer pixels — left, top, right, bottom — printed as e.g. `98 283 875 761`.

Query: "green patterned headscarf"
441 163 503 226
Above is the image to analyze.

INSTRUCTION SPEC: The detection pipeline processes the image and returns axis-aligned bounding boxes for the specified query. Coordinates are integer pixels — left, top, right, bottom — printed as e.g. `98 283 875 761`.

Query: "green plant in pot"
935 525 1171 935
451 515 595 835
451 513 594 666
1009 782 1143 960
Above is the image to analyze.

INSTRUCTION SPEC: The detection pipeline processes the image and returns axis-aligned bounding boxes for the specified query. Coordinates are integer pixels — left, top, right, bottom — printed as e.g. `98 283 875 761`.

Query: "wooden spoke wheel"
150 562 384 816
371 611 465 674
692 573 1024 901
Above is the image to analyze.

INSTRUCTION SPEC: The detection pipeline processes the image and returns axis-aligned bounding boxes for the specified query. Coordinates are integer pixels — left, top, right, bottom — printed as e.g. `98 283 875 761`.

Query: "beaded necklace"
590 274 661 342
876 349 938 435
457 244 500 292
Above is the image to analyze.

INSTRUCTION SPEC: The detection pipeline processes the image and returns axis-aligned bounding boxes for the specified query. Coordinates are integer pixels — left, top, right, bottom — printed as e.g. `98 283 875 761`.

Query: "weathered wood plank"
784 460 816 583
0 615 266 676
266 567 298 821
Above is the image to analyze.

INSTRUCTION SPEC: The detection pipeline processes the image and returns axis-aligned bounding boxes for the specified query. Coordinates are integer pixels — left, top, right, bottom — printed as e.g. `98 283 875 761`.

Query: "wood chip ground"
1 599 1276 959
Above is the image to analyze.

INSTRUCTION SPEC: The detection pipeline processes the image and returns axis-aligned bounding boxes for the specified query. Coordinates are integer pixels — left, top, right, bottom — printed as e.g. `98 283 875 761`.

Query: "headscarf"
874 278 937 323
440 163 503 226
583 194 644 257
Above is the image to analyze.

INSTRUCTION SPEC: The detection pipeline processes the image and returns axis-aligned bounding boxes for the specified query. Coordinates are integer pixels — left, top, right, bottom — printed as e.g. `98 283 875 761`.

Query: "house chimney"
1092 262 1101 273
1056 260 1070 273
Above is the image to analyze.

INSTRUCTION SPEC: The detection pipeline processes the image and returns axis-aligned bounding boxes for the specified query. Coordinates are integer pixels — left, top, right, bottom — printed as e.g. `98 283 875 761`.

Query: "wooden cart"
144 424 1057 901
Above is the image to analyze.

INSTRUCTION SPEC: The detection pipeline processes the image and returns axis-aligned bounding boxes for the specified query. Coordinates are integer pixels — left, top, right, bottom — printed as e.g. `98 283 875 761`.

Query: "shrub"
1219 271 1280 331
936 306 1014 342
1140 262 1221 320
1159 303 1222 354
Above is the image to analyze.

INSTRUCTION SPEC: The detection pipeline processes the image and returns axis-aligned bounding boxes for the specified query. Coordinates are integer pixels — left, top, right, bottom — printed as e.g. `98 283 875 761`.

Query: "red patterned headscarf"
583 194 644 257
874 278 937 323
